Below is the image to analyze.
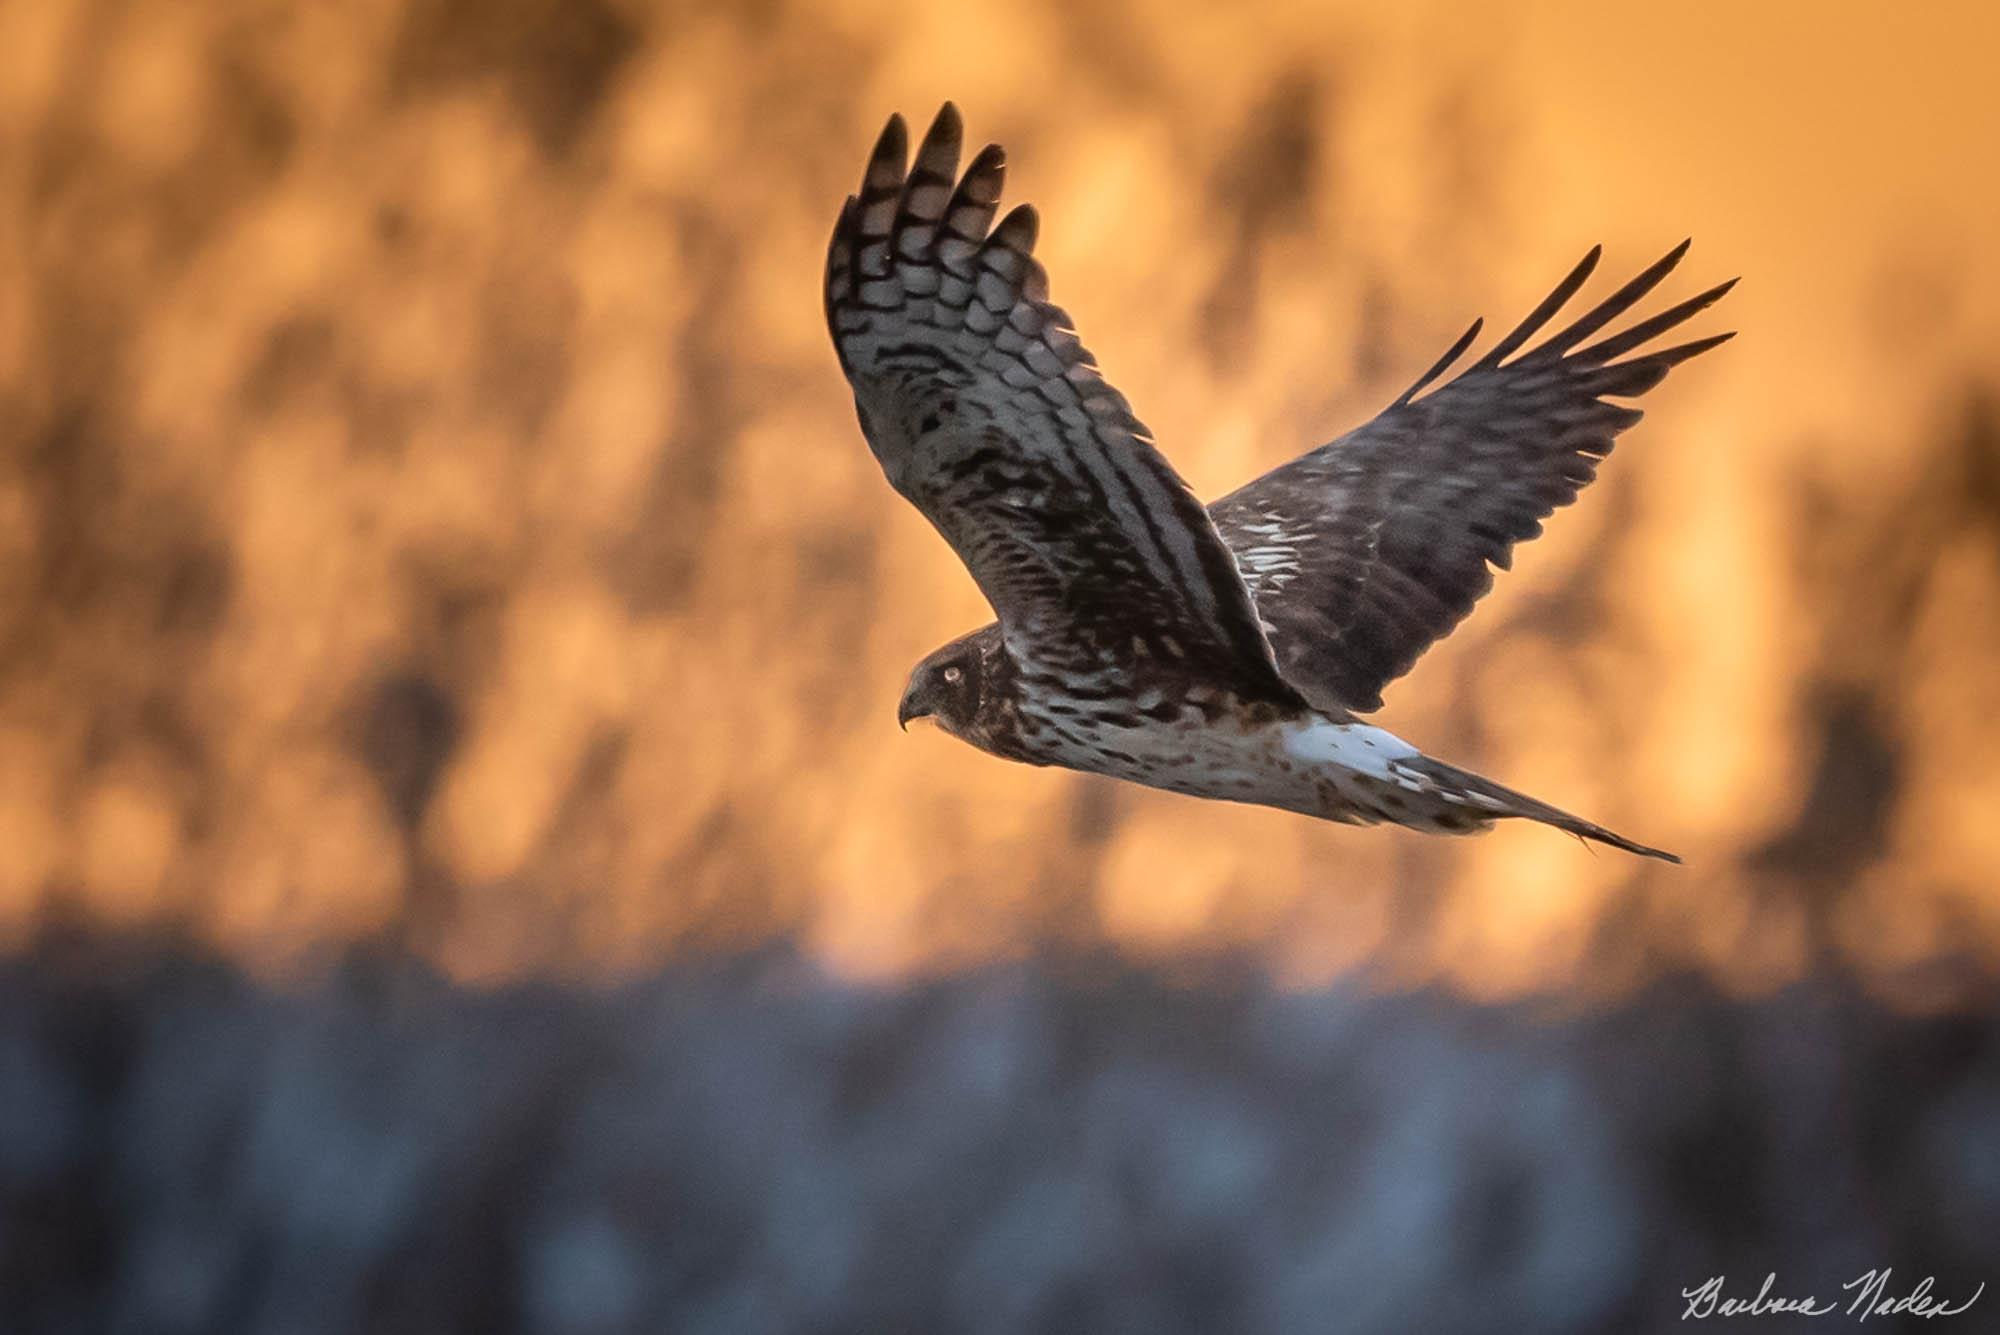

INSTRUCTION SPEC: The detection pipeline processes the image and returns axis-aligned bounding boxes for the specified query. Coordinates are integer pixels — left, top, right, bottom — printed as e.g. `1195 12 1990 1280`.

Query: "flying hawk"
825 104 1733 862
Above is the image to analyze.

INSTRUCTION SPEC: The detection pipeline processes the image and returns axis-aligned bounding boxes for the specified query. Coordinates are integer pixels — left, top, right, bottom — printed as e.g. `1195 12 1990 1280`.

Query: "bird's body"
828 104 1733 862
913 632 1670 856
1008 704 1481 835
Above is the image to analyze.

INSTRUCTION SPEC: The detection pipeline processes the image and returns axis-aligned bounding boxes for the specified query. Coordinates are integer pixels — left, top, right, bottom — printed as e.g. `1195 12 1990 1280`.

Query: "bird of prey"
825 104 1733 862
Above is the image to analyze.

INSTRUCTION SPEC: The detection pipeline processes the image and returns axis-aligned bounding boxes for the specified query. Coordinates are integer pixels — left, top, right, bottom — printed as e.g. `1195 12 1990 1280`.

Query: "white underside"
1034 710 1509 831
1280 719 1421 782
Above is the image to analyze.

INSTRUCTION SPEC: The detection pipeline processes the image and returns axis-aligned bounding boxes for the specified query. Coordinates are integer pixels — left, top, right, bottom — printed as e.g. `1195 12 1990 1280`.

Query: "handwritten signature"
1682 1270 1984 1322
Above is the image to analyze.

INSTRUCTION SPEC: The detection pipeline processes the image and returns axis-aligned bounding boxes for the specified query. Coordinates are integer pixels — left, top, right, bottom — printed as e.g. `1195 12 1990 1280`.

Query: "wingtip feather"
912 105 963 175
1394 316 1484 407
989 201 1039 254
1524 238 1705 362
1566 268 1738 369
865 113 908 184
1473 244 1604 370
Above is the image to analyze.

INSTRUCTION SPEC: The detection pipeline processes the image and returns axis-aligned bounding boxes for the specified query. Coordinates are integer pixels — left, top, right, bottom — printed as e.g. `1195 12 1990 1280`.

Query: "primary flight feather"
826 104 1734 862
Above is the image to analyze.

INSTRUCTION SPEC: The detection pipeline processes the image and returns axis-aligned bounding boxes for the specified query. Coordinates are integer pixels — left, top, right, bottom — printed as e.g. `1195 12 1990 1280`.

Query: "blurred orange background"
2 0 1996 998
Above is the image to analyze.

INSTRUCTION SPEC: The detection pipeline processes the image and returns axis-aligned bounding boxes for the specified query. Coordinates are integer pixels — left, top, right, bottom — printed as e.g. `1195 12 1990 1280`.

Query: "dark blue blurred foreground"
2 937 1995 1334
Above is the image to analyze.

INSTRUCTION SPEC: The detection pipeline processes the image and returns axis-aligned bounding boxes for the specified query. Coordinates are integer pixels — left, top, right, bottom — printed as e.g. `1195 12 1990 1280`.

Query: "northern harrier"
825 105 1733 861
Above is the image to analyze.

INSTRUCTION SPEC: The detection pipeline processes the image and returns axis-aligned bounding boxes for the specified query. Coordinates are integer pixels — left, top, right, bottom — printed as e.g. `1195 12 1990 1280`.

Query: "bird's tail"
1393 753 1681 864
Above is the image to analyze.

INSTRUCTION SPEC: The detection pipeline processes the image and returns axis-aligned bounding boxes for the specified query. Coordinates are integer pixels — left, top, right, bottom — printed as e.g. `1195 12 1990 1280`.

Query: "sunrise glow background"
2 0 1996 999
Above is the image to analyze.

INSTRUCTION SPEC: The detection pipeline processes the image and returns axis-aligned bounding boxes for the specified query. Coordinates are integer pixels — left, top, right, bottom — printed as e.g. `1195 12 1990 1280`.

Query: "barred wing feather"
1211 242 1735 711
826 105 1302 705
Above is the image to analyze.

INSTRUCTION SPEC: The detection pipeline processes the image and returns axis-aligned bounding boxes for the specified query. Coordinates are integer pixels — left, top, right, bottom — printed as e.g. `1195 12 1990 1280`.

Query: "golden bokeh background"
3 0 1997 997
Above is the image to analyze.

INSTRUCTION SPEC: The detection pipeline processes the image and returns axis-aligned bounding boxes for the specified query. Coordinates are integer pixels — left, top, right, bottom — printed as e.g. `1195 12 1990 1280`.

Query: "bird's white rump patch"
1281 720 1420 781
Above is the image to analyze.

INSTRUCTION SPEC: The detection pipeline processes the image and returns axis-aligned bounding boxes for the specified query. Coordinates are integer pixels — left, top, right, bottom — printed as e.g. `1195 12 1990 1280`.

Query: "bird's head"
898 641 983 734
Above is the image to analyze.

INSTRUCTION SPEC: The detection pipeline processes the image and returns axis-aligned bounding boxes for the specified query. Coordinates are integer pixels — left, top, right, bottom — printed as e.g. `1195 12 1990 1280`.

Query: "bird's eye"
942 666 963 684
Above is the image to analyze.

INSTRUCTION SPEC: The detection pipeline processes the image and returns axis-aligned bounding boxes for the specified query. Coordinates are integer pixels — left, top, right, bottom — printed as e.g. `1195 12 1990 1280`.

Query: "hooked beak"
897 684 932 732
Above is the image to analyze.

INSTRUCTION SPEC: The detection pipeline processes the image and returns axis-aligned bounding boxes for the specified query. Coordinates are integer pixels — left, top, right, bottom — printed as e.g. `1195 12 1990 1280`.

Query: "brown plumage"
828 105 1734 862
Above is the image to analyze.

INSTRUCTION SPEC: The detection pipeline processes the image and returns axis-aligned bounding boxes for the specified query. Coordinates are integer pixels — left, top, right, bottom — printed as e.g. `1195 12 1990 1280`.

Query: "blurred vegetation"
0 0 1996 997
1 935 1995 1333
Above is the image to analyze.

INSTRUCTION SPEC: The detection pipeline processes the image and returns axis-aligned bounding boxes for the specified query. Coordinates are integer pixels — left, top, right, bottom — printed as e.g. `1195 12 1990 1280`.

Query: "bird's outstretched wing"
1210 243 1735 711
826 105 1302 705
